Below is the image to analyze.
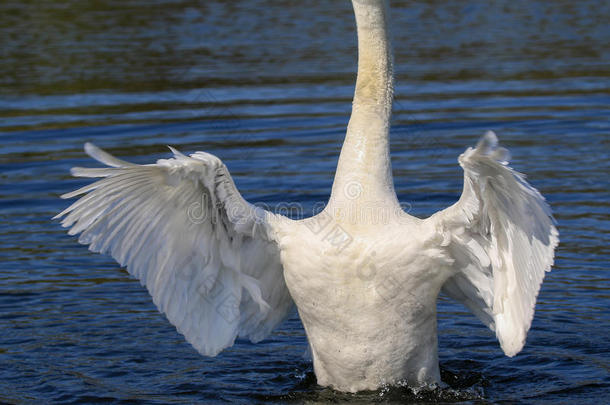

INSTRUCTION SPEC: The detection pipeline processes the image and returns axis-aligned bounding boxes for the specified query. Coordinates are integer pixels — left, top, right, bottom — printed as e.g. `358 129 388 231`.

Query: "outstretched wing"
429 131 558 356
55 143 294 356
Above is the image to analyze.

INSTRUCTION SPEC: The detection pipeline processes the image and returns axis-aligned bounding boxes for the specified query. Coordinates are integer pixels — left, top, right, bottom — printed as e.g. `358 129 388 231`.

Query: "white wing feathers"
55 143 294 356
432 131 558 356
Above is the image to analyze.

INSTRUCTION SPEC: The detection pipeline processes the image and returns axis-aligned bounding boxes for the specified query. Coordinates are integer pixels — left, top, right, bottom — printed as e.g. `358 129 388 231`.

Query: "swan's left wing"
55 143 294 356
428 131 558 356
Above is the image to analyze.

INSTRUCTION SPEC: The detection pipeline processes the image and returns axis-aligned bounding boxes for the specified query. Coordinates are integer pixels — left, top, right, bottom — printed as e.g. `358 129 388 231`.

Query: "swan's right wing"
55 144 294 356
429 131 558 356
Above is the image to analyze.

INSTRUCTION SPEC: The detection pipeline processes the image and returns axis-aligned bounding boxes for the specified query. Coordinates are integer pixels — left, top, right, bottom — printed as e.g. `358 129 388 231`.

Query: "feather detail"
55 144 294 356
432 131 558 356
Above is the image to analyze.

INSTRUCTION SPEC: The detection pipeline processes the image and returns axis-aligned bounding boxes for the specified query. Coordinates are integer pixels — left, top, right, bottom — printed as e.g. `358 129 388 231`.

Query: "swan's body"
56 0 558 393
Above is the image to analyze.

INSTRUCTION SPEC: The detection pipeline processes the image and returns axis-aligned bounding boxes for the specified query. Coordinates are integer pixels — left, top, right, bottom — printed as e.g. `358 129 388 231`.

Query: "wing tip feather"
84 142 135 168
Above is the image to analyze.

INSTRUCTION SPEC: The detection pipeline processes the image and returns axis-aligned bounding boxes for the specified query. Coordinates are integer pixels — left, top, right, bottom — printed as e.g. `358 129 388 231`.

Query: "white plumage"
56 144 293 356
433 131 558 357
56 0 557 393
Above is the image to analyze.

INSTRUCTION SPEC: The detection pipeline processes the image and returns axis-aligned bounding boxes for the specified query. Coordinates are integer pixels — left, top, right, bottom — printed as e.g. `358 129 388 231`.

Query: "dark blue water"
1 0 609 403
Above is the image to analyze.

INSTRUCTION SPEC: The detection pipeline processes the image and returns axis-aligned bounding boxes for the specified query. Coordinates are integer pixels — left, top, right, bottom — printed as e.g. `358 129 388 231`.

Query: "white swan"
55 0 558 393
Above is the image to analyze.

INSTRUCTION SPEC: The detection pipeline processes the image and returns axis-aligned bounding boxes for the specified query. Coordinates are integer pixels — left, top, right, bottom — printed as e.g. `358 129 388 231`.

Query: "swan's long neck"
329 0 397 209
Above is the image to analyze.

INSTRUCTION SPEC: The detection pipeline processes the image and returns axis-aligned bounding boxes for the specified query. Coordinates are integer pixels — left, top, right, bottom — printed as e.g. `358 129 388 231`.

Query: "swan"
55 0 558 393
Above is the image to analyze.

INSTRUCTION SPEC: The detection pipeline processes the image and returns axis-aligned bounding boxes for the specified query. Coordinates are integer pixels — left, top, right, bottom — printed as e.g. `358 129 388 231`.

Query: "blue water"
1 0 609 403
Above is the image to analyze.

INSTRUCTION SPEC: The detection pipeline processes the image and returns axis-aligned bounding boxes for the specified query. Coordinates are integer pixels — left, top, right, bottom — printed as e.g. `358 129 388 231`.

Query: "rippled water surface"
1 0 609 403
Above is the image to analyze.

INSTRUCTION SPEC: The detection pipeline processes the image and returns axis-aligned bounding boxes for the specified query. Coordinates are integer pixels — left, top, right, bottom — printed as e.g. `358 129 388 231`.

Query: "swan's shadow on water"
259 362 490 404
